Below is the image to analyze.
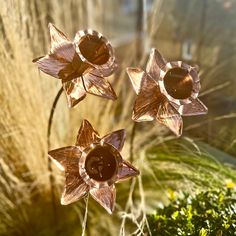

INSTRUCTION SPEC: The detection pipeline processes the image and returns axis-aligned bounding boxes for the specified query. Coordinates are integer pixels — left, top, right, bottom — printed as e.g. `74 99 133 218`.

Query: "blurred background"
0 0 236 235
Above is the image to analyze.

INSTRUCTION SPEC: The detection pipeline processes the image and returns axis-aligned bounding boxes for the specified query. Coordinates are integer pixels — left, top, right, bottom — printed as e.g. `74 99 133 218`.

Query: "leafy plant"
147 187 236 235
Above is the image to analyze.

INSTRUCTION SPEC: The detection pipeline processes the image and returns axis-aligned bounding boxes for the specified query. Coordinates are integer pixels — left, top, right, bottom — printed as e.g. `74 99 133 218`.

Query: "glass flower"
33 23 117 108
127 48 208 136
48 119 139 214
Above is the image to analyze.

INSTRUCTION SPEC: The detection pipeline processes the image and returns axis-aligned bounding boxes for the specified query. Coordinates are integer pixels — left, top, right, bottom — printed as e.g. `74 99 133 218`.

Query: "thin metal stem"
47 86 64 221
47 87 64 148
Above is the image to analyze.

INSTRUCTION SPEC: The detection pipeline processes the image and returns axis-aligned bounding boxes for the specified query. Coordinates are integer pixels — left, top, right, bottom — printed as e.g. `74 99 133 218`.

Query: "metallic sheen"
127 48 208 136
48 120 139 214
33 23 117 108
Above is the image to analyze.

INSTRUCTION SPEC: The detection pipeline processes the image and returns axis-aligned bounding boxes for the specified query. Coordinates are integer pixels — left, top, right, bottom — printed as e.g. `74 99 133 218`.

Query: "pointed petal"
48 23 69 51
33 25 77 81
48 145 89 205
76 119 100 149
90 185 116 214
157 101 183 136
146 48 167 80
33 55 68 79
61 180 89 205
61 149 89 205
58 50 85 82
48 146 81 171
52 42 76 62
101 129 126 151
117 160 139 181
180 98 208 116
126 67 145 94
62 78 86 108
52 43 81 81
132 73 164 122
62 154 89 205
83 73 117 100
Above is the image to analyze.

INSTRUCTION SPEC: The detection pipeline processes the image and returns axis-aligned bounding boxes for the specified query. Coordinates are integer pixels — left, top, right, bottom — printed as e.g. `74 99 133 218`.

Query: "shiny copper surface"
33 23 117 108
48 120 139 214
163 68 193 99
127 48 208 136
85 145 118 181
78 34 110 65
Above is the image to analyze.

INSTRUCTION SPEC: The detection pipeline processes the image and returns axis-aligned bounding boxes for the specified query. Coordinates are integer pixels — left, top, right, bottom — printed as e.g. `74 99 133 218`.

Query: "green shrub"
146 186 236 235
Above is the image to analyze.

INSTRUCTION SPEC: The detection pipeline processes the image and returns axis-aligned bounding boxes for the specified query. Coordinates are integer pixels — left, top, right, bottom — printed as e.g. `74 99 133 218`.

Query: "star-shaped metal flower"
33 23 117 108
48 119 139 214
127 48 208 136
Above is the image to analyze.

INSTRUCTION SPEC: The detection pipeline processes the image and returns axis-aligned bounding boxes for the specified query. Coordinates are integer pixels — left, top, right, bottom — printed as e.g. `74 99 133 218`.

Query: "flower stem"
47 86 64 221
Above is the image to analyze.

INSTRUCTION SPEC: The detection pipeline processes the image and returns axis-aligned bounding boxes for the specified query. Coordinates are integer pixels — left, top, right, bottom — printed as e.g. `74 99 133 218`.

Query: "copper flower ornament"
48 120 139 214
33 23 117 107
127 48 208 136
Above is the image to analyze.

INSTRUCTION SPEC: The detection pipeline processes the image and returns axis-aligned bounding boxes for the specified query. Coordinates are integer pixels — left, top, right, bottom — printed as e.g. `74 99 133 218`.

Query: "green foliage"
147 187 236 236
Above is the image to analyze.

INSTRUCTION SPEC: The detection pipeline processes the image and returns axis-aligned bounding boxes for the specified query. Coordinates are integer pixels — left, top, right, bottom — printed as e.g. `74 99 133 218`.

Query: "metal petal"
179 98 208 116
101 129 126 151
126 67 145 94
90 185 116 214
57 49 85 82
157 101 183 136
52 42 76 63
61 155 89 205
61 181 89 205
146 48 167 80
48 146 81 171
90 60 118 77
53 43 83 82
33 55 68 79
48 23 69 51
132 73 164 121
76 119 100 149
83 73 117 100
117 160 139 181
62 78 86 108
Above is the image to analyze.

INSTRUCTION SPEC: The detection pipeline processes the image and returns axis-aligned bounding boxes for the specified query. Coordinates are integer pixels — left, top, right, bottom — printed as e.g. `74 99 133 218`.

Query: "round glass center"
78 35 110 65
163 68 193 99
85 145 117 181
